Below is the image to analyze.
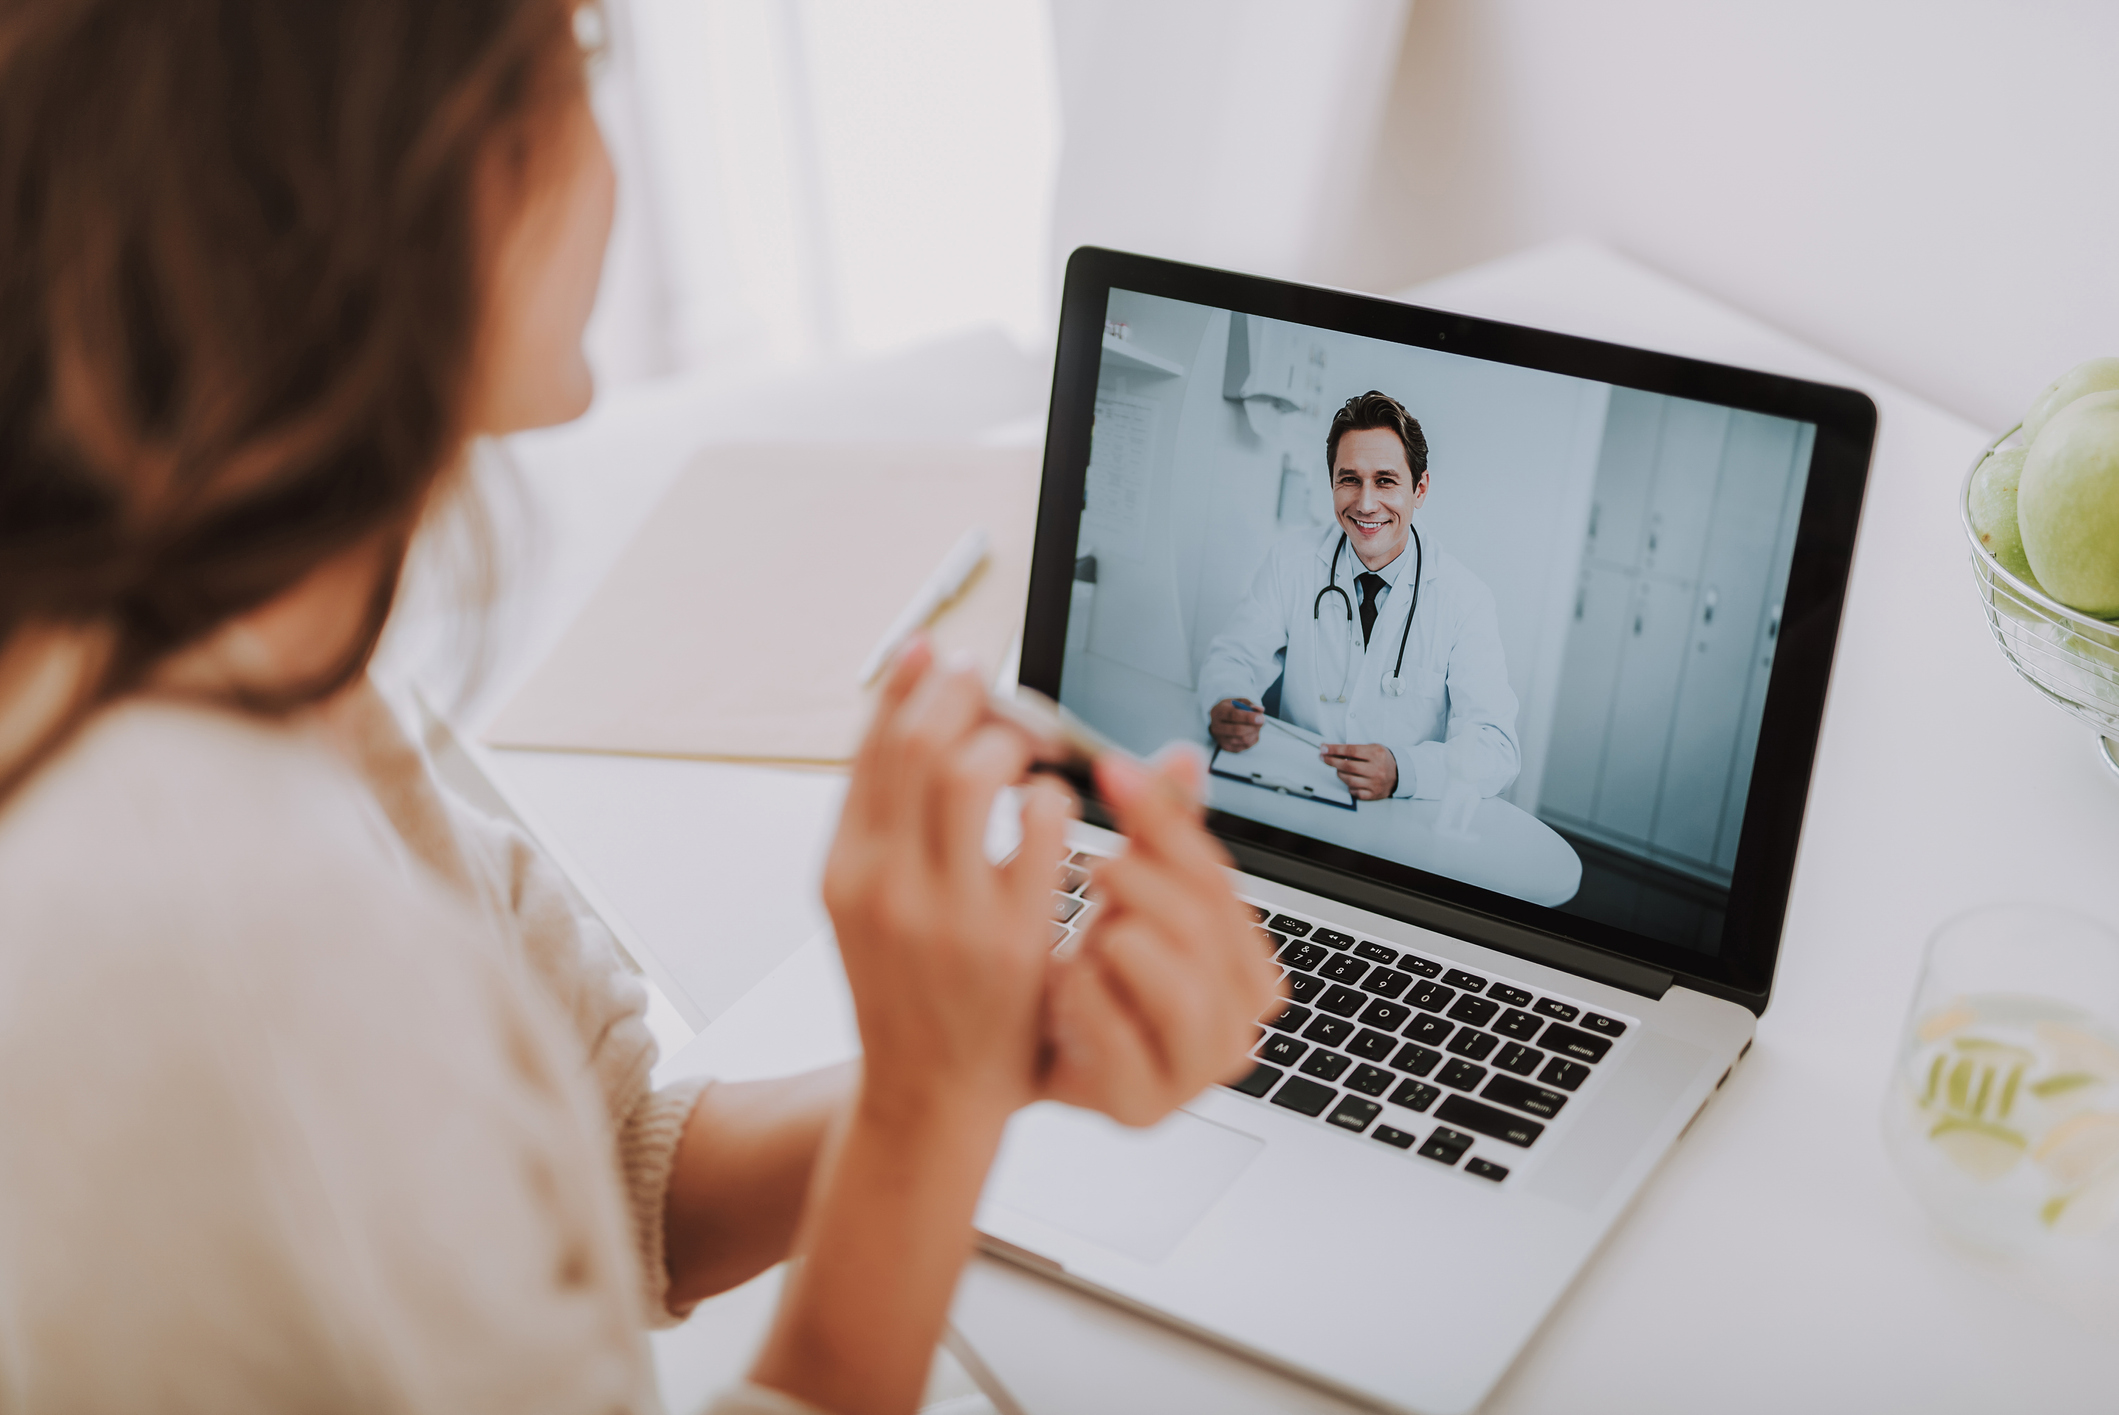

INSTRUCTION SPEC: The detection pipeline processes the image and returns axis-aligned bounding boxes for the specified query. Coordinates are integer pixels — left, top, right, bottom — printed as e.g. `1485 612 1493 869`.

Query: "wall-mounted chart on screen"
1057 289 1815 955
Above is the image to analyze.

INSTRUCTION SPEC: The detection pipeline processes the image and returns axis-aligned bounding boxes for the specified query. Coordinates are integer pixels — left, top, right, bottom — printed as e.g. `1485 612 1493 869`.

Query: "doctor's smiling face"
1332 427 1429 571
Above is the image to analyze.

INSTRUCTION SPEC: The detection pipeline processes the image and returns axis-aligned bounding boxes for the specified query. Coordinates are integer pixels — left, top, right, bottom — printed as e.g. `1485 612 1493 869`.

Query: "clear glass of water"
1881 905 2119 1254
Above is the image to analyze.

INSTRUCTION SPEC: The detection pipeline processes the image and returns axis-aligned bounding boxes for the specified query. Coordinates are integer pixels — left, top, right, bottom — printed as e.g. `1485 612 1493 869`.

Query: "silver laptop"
974 248 1876 1413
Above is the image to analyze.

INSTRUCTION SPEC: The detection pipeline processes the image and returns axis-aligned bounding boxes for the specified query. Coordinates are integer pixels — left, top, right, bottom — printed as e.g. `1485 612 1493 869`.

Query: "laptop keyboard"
1048 852 1632 1185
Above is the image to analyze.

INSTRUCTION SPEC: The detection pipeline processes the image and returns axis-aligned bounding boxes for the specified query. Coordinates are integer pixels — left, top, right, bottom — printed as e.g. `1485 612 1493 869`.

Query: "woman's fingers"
1004 777 1074 923
932 721 1035 890
1087 916 1225 1089
1045 953 1167 1125
884 659 992 868
845 638 935 831
1096 751 1226 885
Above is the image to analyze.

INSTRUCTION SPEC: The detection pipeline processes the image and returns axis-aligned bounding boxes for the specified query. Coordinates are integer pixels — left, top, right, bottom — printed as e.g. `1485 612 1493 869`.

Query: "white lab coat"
1196 523 1520 799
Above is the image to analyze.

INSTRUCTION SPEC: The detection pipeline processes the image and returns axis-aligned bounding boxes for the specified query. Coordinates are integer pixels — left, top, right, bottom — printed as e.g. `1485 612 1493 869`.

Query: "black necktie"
1356 572 1387 649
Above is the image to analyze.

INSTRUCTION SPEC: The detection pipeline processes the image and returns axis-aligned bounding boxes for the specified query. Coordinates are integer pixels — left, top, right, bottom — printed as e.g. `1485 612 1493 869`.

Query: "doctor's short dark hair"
1325 391 1429 479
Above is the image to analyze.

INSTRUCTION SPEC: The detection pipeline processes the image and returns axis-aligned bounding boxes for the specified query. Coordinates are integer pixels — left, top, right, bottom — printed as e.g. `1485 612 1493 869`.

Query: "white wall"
1326 0 2119 431
1049 0 1409 290
583 0 1062 382
1061 292 1611 813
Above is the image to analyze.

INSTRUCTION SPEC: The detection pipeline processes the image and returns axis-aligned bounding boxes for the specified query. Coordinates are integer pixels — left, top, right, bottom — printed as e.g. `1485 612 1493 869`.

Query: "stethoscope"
1311 524 1423 703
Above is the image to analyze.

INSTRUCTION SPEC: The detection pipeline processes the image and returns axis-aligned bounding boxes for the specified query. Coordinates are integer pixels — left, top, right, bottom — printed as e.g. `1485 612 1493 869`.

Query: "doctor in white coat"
1199 390 1519 802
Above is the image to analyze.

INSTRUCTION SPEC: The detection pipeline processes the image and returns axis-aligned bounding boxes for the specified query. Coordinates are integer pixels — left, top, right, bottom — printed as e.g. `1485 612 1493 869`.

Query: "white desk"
1206 773 1582 909
465 246 2119 1413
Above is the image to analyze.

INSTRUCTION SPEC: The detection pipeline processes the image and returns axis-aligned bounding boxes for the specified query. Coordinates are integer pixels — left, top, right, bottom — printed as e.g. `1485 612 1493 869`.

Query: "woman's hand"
755 641 1076 1415
823 640 1075 1125
1041 748 1284 1126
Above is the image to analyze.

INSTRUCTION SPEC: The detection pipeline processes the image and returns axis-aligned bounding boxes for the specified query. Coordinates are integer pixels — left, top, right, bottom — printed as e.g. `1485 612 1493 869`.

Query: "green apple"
1968 445 2030 578
2023 357 2119 443
2020 390 2119 615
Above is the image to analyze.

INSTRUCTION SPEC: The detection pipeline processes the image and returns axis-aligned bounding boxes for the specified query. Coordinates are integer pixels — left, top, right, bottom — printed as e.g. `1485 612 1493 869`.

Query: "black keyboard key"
1408 982 1456 1013
1389 1042 1441 1076
1301 1015 1354 1046
1483 1074 1568 1120
1492 1008 1542 1041
1279 940 1328 972
1533 997 1579 1022
1262 1002 1310 1033
1269 915 1312 937
1389 1078 1440 1112
1465 1157 1510 1182
1299 1049 1351 1081
1404 1014 1453 1046
1540 1056 1591 1091
1488 984 1532 1008
1435 1094 1545 1147
1347 1028 1397 1061
1418 1126 1473 1165
1358 967 1411 999
1317 984 1366 1018
1245 904 1269 923
1446 1028 1499 1061
1310 927 1356 948
1372 1124 1417 1149
1438 1059 1487 1091
1447 995 1500 1027
1320 953 1369 984
1358 999 1413 1030
1286 973 1328 1005
1352 940 1399 965
1442 969 1489 993
1538 1022 1613 1064
1058 865 1089 894
1398 955 1442 978
1270 1075 1336 1116
1327 1096 1381 1132
1345 1063 1393 1096
1494 1043 1542 1076
1581 1012 1628 1037
1228 1063 1281 1097
1256 1034 1306 1067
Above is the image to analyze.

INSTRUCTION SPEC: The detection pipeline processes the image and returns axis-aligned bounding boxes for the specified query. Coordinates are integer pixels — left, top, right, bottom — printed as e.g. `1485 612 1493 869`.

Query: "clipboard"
1207 715 1357 810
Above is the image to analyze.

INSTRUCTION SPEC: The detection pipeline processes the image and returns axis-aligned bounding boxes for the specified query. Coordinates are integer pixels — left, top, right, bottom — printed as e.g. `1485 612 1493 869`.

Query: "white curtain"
583 0 1410 393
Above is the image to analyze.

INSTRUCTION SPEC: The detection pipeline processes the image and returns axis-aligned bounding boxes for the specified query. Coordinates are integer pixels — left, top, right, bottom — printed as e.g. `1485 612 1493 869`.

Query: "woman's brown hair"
0 0 587 797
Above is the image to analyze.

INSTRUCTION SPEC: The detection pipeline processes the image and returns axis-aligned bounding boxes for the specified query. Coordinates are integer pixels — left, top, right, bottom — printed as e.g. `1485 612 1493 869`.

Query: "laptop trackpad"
984 1103 1263 1265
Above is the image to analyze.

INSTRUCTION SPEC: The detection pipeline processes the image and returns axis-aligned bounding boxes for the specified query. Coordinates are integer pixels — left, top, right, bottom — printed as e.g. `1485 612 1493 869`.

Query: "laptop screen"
1051 283 1826 966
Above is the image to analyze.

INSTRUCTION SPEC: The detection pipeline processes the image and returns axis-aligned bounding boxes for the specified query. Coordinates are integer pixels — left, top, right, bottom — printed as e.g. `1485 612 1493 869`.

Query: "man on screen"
1198 391 1519 802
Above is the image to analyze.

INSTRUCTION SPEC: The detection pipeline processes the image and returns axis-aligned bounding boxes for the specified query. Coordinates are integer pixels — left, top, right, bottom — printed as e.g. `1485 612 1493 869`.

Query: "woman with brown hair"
0 3 1276 1412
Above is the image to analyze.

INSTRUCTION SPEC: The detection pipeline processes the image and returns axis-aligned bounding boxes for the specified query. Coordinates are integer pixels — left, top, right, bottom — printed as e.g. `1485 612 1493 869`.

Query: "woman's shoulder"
0 698 454 983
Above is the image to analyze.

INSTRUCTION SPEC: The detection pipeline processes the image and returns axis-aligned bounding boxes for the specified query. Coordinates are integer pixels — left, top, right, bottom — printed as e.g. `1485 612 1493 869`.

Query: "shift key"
1435 1094 1545 1148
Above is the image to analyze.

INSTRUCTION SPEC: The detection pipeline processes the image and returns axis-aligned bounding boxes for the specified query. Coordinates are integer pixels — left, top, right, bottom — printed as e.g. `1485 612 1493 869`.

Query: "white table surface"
467 243 2119 1413
1206 773 1582 908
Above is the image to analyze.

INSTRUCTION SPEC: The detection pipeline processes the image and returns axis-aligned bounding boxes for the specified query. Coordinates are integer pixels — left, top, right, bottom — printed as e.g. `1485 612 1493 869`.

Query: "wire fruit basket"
1962 425 2119 779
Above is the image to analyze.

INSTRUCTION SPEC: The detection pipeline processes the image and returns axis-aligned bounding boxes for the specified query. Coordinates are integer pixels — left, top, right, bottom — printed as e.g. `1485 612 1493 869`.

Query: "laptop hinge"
1222 837 1676 1002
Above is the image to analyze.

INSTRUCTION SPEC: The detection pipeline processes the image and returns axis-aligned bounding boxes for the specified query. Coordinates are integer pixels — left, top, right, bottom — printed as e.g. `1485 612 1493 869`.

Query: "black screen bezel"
1022 247 1876 1014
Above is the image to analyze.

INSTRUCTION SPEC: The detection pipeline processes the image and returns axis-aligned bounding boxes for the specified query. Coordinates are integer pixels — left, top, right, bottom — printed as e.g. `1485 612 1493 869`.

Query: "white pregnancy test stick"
857 525 991 686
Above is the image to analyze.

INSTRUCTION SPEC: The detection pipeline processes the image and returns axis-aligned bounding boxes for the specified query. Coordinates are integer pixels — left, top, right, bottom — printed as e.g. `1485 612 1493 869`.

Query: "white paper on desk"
1209 716 1355 809
485 443 1040 765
